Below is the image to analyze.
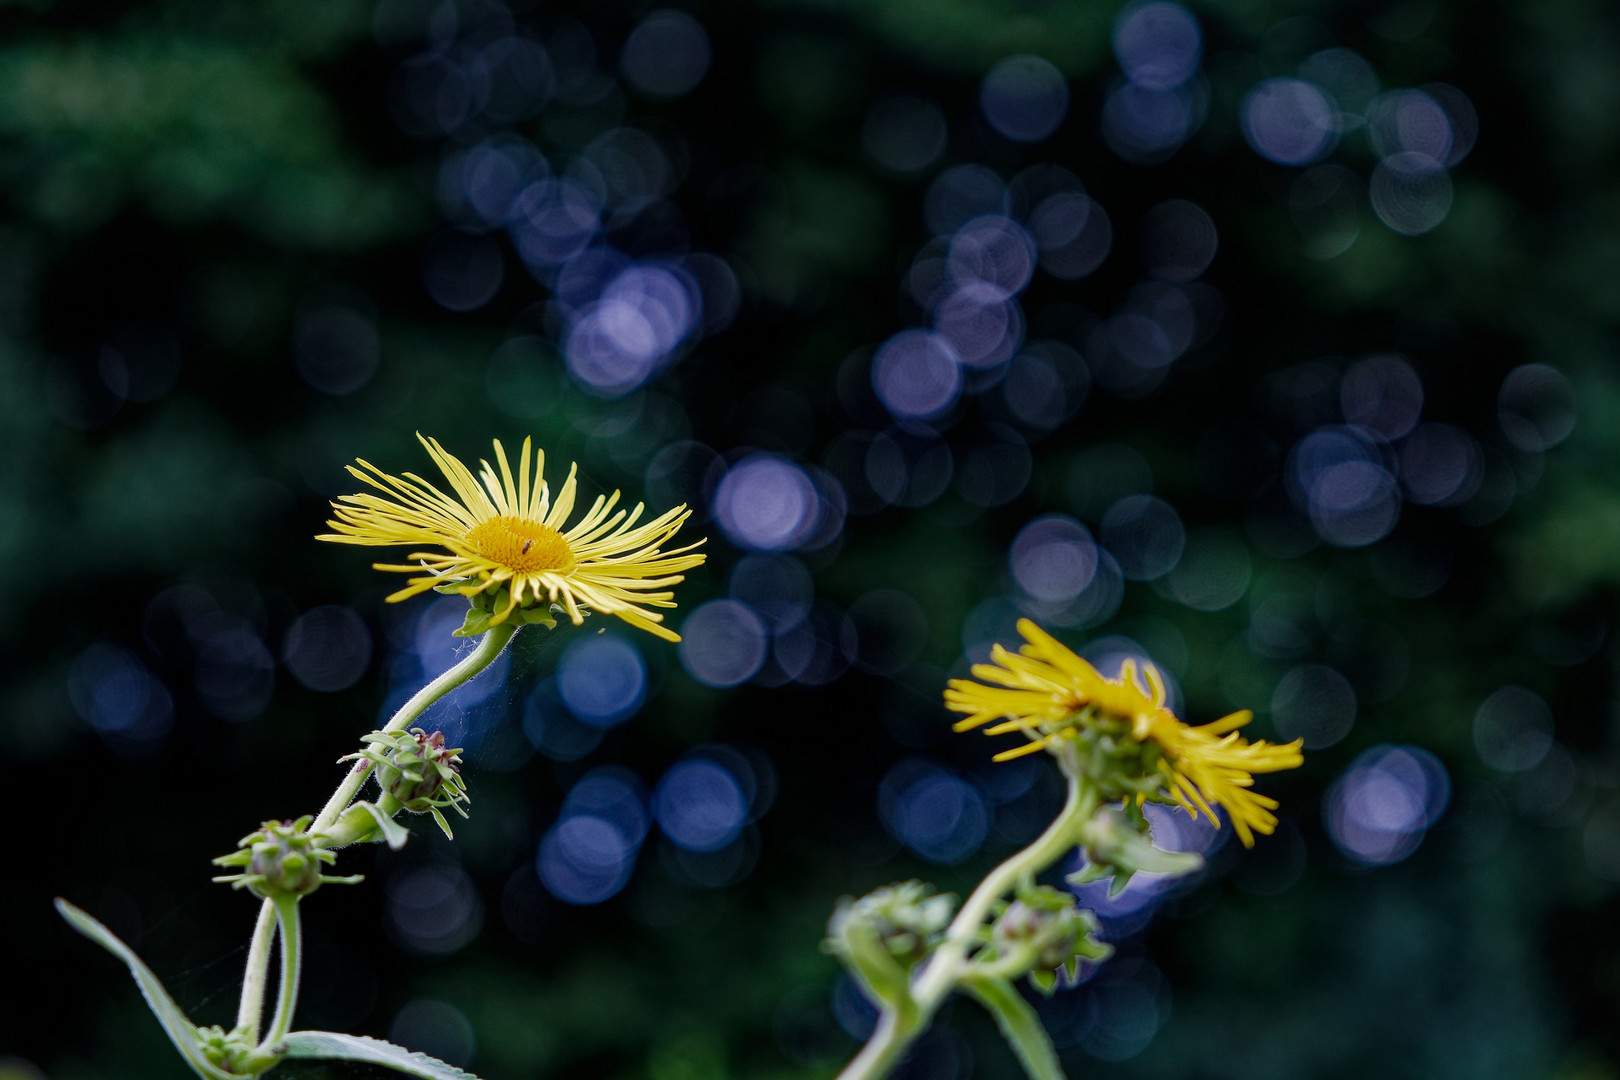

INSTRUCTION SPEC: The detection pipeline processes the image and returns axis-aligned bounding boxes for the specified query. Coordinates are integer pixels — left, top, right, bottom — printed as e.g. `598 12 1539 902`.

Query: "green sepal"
432 577 480 596
1028 968 1058 995
55 899 241 1080
281 1031 486 1079
353 800 411 851
517 604 558 628
455 605 497 638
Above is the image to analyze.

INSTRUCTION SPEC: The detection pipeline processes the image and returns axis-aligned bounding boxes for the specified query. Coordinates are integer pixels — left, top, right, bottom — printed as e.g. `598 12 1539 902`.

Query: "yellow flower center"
466 516 576 574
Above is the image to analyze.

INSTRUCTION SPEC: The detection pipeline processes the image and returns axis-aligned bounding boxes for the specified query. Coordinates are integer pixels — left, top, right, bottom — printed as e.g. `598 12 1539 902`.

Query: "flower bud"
824 881 957 1005
344 728 470 838
212 816 361 900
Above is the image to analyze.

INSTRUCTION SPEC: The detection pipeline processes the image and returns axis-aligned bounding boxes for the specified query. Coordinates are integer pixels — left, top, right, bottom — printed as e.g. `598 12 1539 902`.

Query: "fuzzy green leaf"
963 974 1067 1080
55 899 237 1080
281 1031 486 1079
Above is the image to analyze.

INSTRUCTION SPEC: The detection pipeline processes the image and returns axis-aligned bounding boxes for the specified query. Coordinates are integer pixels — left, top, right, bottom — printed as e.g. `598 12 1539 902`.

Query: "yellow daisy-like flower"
946 619 1303 846
318 434 706 642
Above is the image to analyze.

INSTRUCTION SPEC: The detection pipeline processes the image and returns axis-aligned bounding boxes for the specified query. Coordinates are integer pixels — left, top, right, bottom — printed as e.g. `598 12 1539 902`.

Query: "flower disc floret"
946 619 1304 846
318 434 706 641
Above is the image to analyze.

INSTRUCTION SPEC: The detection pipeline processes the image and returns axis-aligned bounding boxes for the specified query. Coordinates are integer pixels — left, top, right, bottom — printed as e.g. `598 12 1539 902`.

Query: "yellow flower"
318 434 706 642
945 619 1303 846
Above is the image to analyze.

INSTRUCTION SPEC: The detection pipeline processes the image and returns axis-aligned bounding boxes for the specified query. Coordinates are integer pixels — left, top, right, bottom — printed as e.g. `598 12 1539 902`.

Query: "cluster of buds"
343 727 470 839
825 881 956 1002
212 817 362 900
983 885 1112 994
196 1025 278 1075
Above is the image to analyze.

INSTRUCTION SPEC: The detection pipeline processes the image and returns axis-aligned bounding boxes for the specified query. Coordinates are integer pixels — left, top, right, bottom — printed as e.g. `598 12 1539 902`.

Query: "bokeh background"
6 0 1620 1077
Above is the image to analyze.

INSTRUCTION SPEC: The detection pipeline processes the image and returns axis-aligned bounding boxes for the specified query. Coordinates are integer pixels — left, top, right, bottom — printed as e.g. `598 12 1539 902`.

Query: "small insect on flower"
318 435 707 641
946 619 1304 846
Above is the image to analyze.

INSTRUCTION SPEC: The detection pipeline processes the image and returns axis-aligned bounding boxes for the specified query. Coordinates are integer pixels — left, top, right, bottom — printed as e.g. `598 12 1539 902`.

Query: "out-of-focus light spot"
388 53 473 139
68 643 174 755
389 999 476 1070
510 179 600 268
1298 47 1379 116
679 600 768 687
1029 193 1112 279
1099 495 1184 581
871 329 963 420
1325 745 1449 866
999 341 1089 430
564 263 697 397
1497 364 1576 452
1287 427 1401 547
1102 82 1196 162
450 137 549 228
730 553 814 631
1079 964 1170 1061
1473 686 1554 773
713 455 822 550
620 10 710 99
979 54 1069 143
867 426 954 508
1138 200 1216 281
1341 353 1422 440
283 605 372 692
523 681 604 761
954 423 1033 507
1424 83 1479 165
862 95 949 176
557 635 646 727
1271 663 1356 748
1165 527 1251 611
924 165 1009 236
773 603 857 686
1370 151 1452 235
933 284 1023 370
386 864 483 955
538 813 638 904
1289 164 1362 259
1114 2 1201 89
1242 78 1336 165
195 625 276 723
654 759 748 852
566 768 650 846
422 231 504 312
1011 515 1098 602
293 306 380 396
583 127 673 208
1367 89 1454 162
879 760 990 863
949 215 1036 298
1400 423 1482 505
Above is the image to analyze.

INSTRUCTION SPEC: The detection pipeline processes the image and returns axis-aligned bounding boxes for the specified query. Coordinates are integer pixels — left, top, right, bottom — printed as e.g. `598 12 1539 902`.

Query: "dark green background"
6 0 1620 1077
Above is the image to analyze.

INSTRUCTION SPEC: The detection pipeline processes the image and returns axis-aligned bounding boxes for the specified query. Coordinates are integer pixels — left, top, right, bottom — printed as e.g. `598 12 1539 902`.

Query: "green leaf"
55 899 237 1080
353 799 412 851
454 605 495 638
281 1031 486 1079
963 974 1067 1080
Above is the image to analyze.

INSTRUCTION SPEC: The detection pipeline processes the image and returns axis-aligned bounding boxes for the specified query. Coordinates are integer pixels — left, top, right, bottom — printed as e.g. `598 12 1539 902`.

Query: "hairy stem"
261 896 303 1048
837 745 1097 1080
234 900 278 1039
311 622 516 833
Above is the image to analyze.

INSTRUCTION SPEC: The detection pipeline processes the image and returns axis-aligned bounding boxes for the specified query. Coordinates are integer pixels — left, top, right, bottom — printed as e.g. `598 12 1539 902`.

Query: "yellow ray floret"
318 434 706 642
945 618 1303 846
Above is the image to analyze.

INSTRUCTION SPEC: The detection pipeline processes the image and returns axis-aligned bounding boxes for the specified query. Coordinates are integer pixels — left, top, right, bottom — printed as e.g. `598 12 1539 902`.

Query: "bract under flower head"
945 618 1304 846
318 434 706 641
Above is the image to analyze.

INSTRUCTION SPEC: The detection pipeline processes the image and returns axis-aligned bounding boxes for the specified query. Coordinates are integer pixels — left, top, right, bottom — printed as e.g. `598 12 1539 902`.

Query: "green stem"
260 897 302 1048
233 900 278 1039
837 744 1099 1080
311 622 516 833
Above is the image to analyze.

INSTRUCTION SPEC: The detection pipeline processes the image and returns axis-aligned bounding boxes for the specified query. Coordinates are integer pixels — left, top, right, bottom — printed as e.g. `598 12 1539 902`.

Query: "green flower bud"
985 885 1112 995
212 816 362 900
824 881 957 1005
343 728 470 838
197 1025 280 1074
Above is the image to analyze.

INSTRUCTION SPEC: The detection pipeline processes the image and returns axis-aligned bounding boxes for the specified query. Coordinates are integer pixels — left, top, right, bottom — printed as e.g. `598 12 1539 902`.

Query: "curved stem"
837 746 1098 1080
260 897 302 1049
311 622 516 833
233 900 278 1039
